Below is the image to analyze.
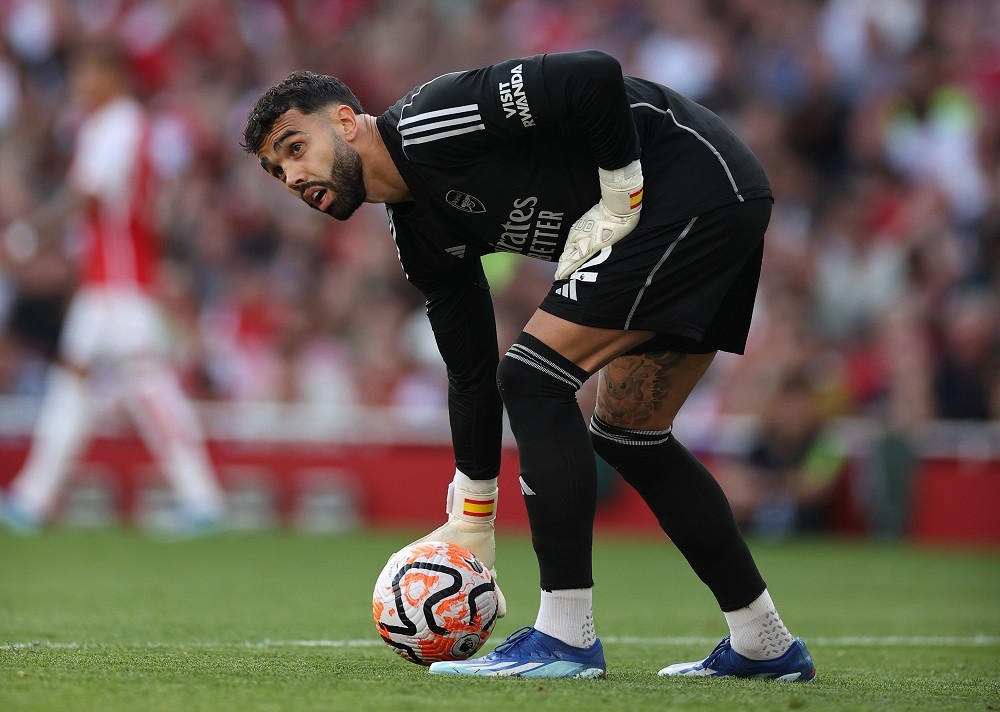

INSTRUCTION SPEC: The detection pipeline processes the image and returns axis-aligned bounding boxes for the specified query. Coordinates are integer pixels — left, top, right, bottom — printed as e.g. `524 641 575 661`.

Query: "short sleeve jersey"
69 96 159 290
375 51 771 288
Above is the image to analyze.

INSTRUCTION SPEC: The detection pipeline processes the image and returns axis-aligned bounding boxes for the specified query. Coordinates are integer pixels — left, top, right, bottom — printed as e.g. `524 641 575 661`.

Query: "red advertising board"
908 457 1000 545
0 437 660 533
2 437 997 543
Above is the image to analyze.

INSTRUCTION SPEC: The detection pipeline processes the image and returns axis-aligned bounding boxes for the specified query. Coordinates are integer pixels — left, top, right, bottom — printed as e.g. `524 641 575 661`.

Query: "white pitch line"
603 635 1000 647
2 635 998 652
0 639 383 651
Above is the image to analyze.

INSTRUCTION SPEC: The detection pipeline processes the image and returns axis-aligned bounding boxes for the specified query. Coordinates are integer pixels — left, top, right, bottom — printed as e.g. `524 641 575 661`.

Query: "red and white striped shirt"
68 96 159 290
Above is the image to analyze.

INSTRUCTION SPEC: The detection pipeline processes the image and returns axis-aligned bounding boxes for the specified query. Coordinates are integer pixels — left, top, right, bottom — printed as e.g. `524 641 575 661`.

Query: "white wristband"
598 159 643 217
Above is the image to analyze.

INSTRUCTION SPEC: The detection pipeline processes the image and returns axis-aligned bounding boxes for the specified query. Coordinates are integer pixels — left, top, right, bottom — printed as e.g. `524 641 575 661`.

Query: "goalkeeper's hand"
554 159 643 281
404 479 507 617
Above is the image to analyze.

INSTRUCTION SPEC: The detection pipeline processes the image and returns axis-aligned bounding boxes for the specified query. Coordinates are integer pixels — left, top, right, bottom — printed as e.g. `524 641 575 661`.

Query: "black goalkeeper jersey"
373 50 771 480
377 50 770 277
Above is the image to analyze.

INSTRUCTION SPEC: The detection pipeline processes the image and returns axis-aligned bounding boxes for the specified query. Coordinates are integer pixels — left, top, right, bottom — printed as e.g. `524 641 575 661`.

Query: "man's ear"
331 104 358 140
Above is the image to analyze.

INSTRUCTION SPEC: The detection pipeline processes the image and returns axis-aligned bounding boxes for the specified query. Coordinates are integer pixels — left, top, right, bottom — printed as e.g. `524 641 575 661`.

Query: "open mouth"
308 187 329 210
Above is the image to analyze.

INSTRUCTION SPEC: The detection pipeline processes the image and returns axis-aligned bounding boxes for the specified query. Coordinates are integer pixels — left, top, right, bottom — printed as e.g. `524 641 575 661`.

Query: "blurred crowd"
0 0 998 439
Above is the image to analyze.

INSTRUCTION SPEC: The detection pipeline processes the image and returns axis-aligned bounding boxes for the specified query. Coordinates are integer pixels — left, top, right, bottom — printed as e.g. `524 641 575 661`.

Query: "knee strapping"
589 412 696 517
496 333 588 408
590 414 673 482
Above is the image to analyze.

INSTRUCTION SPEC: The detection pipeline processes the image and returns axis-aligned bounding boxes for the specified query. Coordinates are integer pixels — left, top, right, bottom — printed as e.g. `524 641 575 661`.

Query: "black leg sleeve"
590 414 766 611
497 333 595 590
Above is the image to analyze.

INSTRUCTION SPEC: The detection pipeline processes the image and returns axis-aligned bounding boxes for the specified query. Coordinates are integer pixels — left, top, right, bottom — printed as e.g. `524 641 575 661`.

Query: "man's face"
71 59 118 111
256 108 366 220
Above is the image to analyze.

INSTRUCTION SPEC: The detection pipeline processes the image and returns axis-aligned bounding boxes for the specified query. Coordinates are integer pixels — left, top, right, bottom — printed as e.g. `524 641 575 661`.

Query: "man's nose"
284 167 307 190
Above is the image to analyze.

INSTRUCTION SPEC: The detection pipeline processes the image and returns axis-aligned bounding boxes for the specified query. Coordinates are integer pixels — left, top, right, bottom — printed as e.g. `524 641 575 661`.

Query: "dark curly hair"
241 71 364 154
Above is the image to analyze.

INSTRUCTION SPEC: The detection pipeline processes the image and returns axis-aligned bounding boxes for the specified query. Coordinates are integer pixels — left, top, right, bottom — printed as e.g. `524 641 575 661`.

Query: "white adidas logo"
555 269 599 301
555 281 577 300
445 245 466 259
554 247 610 301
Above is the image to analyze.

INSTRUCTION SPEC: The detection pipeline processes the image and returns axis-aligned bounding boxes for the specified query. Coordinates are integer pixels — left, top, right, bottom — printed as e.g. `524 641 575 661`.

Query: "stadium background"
0 0 998 543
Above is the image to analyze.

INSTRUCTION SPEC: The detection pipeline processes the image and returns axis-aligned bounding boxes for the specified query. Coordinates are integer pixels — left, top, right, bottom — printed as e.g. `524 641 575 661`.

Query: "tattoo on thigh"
596 352 688 428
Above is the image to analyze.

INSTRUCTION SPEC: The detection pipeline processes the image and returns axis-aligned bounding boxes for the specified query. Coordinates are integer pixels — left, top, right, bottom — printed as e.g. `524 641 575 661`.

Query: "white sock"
724 589 795 660
11 366 90 518
533 588 596 649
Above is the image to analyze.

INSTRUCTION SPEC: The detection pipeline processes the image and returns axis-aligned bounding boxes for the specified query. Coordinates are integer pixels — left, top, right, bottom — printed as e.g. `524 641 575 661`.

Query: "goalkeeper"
243 50 814 681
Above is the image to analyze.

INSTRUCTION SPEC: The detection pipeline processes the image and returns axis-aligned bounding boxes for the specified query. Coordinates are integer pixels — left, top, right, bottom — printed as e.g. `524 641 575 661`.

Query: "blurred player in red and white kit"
1 40 226 534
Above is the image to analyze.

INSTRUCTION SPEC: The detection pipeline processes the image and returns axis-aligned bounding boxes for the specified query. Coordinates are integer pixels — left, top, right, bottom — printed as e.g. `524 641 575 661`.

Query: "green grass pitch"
1 529 998 711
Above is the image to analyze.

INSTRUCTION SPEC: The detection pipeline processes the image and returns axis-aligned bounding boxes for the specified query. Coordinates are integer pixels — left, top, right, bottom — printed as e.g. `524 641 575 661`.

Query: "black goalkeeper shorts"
539 197 771 355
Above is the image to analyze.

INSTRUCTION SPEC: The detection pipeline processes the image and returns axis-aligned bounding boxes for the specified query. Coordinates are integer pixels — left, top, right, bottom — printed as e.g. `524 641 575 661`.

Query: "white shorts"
60 287 170 366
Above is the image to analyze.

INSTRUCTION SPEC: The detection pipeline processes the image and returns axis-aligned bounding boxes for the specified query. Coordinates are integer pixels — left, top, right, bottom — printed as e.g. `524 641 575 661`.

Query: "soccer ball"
372 541 499 665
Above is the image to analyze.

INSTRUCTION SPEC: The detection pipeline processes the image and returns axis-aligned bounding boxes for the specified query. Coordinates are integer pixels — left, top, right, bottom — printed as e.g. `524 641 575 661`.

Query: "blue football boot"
429 626 606 678
659 636 816 681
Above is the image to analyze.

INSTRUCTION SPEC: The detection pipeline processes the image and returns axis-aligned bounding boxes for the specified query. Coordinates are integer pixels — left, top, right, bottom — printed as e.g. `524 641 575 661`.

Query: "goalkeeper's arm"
404 259 508 615
555 159 643 280
415 260 503 483
536 51 644 279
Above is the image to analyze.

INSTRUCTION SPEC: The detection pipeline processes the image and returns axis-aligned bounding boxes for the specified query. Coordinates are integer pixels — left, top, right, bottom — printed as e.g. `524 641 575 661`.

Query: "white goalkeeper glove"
405 472 507 617
555 158 643 281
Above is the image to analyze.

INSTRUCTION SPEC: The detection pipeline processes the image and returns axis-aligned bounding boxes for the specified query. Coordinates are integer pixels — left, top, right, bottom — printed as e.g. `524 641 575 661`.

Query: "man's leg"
4 362 91 530
429 311 653 678
591 351 768 611
589 351 814 680
109 290 225 531
122 356 226 527
3 291 100 531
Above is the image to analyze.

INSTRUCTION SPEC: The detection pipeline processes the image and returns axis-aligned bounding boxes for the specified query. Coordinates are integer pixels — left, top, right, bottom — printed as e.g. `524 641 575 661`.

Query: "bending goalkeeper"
243 50 815 682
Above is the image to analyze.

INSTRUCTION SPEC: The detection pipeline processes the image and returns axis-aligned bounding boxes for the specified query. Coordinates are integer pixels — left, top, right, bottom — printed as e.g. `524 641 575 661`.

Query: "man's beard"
309 138 367 220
